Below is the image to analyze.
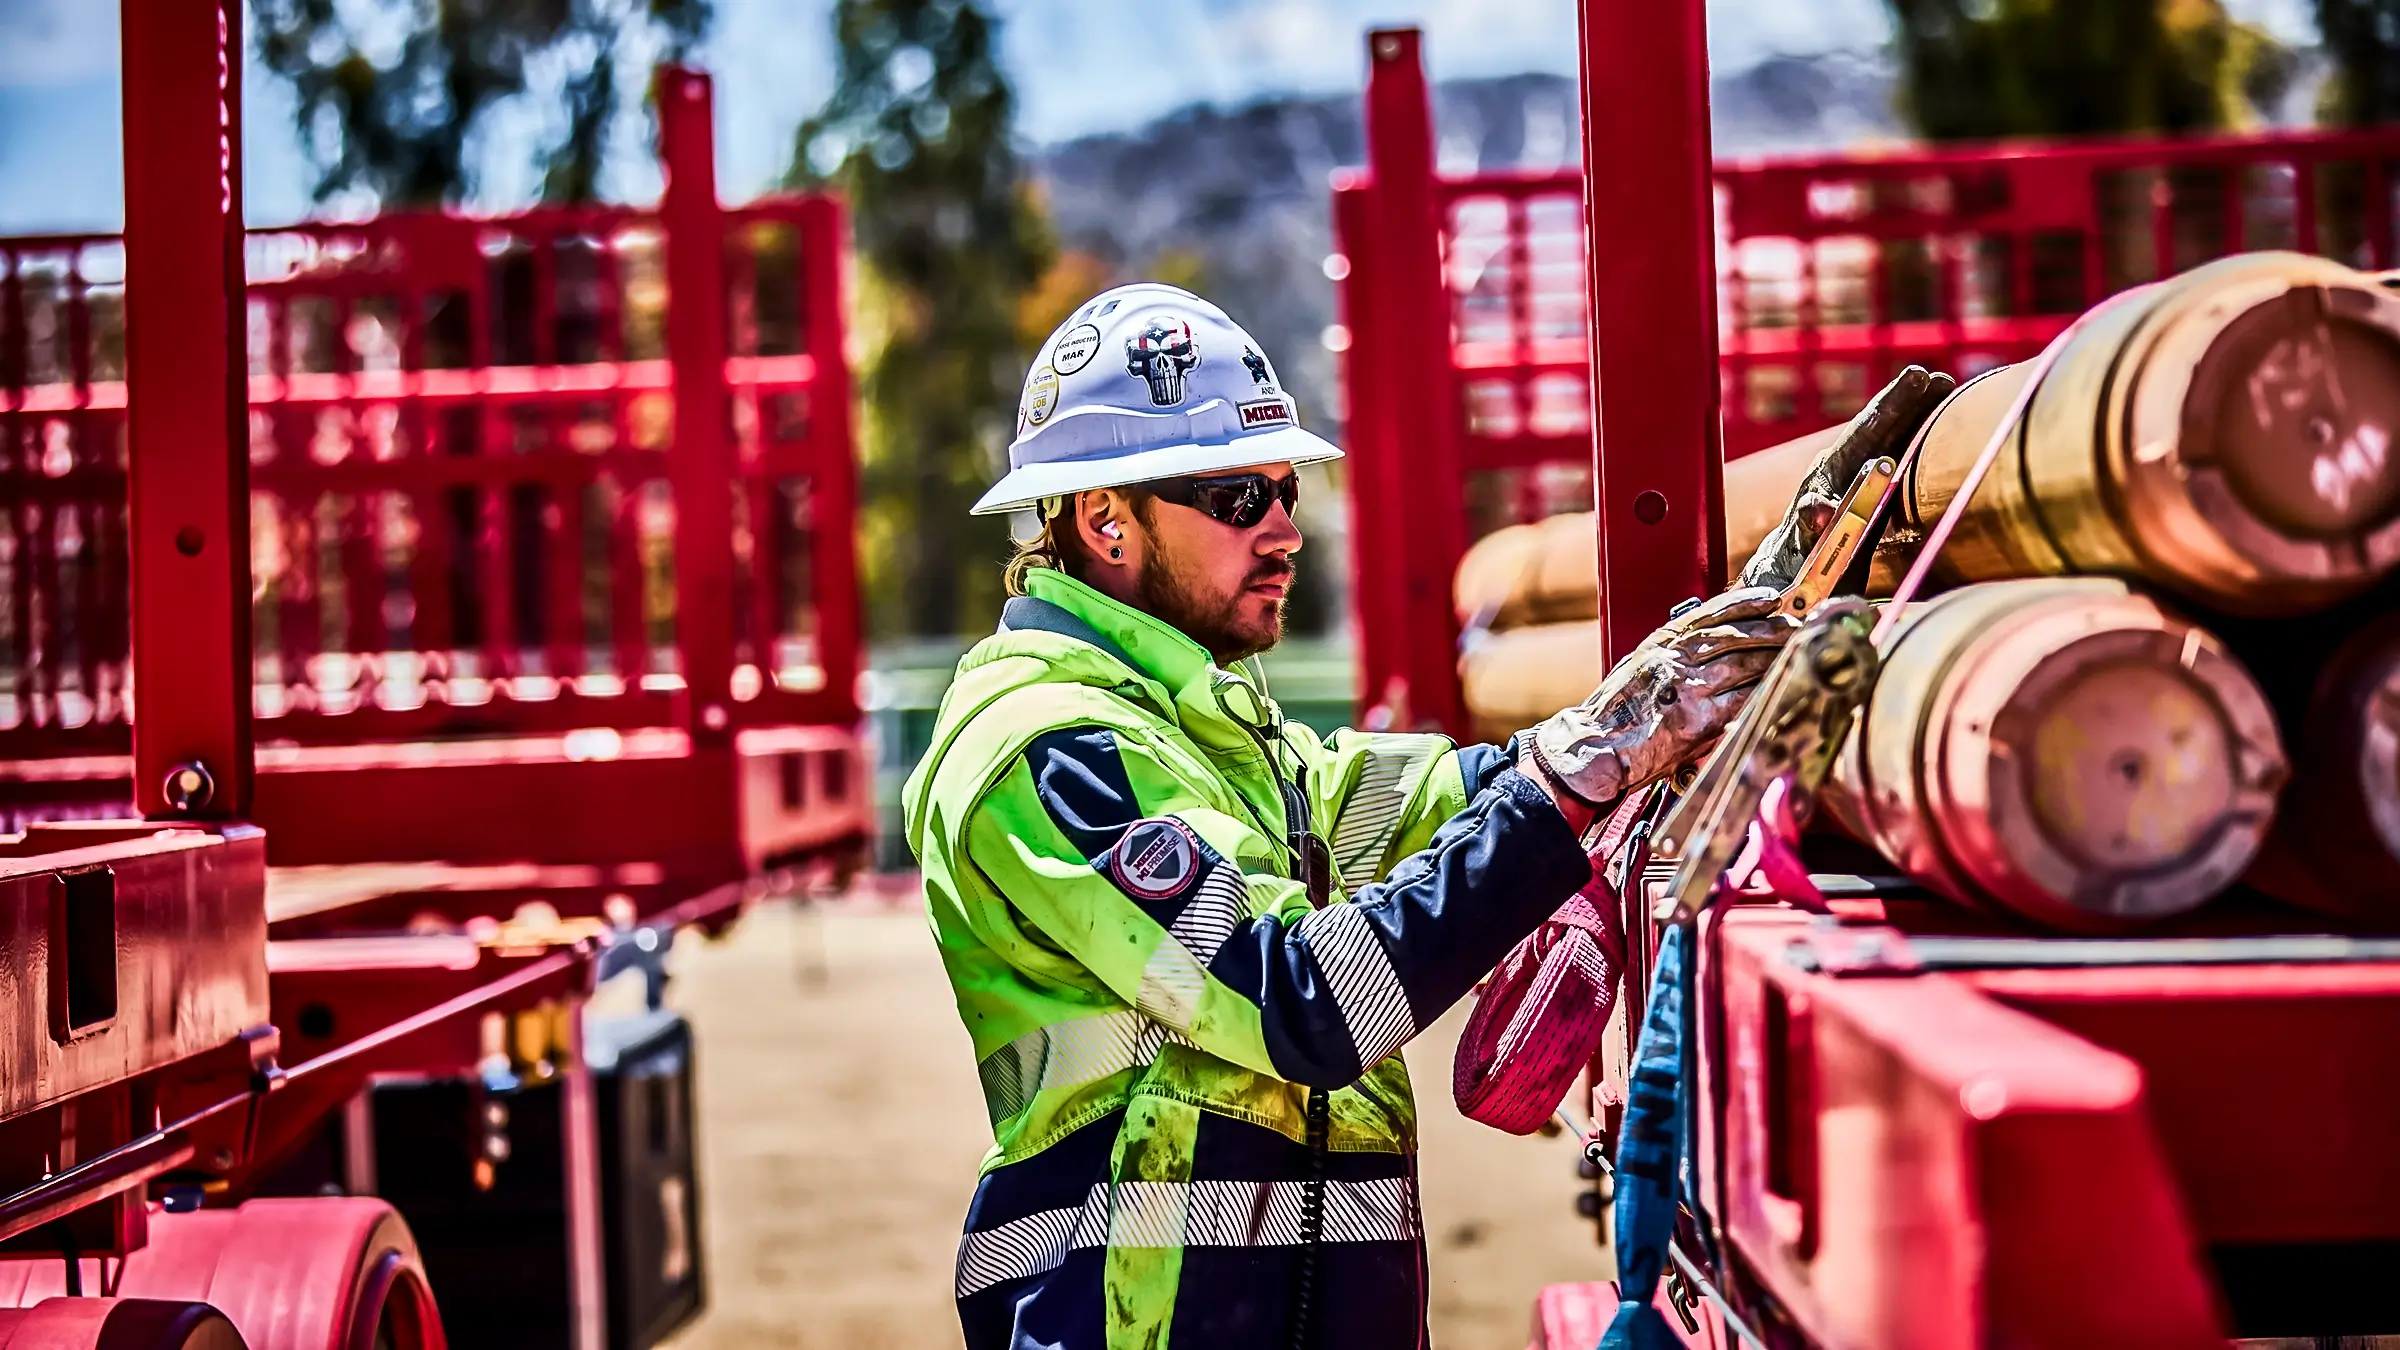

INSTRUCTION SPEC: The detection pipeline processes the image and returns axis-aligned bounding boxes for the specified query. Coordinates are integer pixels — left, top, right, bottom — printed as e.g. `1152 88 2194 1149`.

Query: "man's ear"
1072 489 1136 564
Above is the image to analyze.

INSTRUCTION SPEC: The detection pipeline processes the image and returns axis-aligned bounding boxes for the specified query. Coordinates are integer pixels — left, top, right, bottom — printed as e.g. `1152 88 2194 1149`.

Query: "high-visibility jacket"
903 568 1592 1350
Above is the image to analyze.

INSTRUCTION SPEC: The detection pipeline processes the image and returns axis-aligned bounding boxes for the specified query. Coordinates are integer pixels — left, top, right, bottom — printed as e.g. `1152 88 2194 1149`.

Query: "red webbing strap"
1451 880 1625 1134
1453 785 1655 1134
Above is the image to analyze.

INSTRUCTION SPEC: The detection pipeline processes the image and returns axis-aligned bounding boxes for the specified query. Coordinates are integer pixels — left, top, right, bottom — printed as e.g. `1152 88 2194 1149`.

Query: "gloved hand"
1736 365 1954 594
1515 586 1798 819
1515 367 1953 828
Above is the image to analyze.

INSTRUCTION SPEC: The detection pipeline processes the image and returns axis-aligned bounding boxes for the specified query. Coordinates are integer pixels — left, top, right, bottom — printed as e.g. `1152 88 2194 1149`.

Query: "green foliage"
2317 0 2400 125
1885 0 2282 140
791 0 1053 639
252 0 711 208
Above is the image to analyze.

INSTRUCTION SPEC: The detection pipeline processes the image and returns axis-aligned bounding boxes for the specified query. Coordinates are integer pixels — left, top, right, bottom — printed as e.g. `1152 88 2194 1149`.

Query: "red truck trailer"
0 3 865 1346
1340 9 2400 1349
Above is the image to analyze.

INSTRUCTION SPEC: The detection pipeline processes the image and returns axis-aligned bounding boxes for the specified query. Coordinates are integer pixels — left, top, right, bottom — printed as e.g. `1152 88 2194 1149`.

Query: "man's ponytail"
1003 512 1067 597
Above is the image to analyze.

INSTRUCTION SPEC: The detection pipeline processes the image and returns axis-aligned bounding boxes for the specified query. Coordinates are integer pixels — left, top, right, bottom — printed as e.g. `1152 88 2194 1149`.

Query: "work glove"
1736 364 1954 594
1515 585 1797 816
1516 366 1954 825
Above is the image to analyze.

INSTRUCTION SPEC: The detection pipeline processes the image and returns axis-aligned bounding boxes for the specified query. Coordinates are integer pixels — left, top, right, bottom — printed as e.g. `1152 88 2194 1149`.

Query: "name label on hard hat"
1238 398 1294 430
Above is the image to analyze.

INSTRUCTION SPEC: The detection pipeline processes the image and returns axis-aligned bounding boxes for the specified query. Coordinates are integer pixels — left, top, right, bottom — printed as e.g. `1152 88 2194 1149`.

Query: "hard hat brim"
970 424 1344 516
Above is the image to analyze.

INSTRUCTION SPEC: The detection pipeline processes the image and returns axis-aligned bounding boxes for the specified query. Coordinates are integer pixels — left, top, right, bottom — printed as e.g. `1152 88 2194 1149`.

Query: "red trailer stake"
122 0 252 820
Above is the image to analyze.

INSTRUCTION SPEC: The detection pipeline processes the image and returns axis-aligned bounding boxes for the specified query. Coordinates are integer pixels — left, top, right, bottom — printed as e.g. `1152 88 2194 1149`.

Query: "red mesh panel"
0 194 855 761
1412 128 2400 542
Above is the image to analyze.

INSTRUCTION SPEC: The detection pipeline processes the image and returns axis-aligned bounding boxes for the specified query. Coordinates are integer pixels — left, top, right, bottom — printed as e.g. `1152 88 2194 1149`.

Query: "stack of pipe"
1455 422 1836 740
1456 251 2400 928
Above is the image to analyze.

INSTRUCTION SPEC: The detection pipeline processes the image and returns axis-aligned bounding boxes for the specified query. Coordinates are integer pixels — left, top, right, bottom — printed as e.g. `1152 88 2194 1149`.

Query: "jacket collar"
1019 569 1212 692
1016 569 1279 745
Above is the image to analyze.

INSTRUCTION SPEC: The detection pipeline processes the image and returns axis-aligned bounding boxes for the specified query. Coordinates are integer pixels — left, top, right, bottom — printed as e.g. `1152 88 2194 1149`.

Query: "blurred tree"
1886 0 2283 139
792 0 1052 639
1017 248 1114 353
252 0 711 207
2317 0 2400 125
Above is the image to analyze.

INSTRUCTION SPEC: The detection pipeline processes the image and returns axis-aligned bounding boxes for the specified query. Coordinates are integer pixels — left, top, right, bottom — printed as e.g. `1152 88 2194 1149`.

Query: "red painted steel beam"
122 0 252 818
1712 914 2229 1348
1363 30 1467 737
799 193 863 726
1578 0 1726 662
658 67 738 745
1331 175 1404 723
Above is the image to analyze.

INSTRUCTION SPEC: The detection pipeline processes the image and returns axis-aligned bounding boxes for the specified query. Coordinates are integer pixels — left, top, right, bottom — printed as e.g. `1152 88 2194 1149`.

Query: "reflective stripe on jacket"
902 568 1592 1350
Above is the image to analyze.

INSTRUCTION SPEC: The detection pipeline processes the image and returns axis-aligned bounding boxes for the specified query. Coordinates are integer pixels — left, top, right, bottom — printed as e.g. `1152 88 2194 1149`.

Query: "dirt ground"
656 892 1612 1350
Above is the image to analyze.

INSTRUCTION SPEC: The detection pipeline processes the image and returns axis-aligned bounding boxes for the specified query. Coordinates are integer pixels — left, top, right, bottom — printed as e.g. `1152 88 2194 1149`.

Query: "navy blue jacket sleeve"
1022 727 1591 1088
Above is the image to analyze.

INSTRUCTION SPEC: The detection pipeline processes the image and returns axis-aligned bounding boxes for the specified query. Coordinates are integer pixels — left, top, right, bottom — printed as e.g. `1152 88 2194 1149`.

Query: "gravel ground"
658 895 1610 1350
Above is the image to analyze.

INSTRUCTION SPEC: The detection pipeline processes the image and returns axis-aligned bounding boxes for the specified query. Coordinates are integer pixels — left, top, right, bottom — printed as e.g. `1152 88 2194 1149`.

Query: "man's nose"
1258 497 1302 555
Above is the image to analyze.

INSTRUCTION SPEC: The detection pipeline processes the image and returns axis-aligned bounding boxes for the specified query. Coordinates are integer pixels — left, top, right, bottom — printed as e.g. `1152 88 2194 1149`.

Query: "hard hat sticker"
1110 818 1200 901
1024 366 1061 426
1243 347 1273 388
1237 397 1293 430
1126 316 1202 406
1053 323 1102 375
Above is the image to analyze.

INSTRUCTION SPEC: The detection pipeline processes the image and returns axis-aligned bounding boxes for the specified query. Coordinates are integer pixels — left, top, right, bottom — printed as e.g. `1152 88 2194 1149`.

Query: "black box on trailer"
592 1008 706 1350
344 1008 705 1350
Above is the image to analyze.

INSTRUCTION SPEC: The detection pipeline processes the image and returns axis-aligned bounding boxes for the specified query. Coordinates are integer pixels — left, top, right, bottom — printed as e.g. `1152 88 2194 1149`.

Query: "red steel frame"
122 0 252 823
1480 2 2400 1345
1577 0 1724 665
2 70 868 888
4 106 860 755
1339 28 2400 739
0 6 864 1342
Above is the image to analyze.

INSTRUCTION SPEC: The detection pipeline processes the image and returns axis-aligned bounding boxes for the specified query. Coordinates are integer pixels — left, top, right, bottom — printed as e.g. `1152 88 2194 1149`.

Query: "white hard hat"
972 283 1343 516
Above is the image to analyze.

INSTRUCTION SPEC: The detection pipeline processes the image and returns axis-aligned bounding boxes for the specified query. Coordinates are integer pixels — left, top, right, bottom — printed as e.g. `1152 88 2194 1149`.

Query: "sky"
0 0 2327 233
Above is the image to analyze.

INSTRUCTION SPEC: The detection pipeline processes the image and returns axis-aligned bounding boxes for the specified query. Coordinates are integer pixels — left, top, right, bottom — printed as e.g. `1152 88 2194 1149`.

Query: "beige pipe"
1457 620 1605 743
2243 610 2400 917
1887 252 2400 615
1828 578 2287 932
1458 250 2400 641
1450 423 1834 632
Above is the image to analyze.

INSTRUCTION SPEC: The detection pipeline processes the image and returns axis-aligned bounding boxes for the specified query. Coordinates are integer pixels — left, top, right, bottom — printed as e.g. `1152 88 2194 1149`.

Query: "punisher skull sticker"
1053 323 1102 375
1126 316 1202 407
1023 365 1061 426
1110 818 1200 901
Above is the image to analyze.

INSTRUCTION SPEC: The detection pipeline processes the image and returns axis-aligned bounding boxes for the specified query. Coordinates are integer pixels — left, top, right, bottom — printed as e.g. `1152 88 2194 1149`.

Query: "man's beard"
1138 544 1293 666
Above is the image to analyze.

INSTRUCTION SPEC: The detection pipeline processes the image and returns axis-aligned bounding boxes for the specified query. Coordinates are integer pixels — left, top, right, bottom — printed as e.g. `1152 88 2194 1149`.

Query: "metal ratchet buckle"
1649 612 1885 927
1777 456 1895 620
1644 444 1916 925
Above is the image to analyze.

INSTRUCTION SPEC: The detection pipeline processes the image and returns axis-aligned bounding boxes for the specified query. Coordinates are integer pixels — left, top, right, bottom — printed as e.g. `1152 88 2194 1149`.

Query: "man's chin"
1218 605 1286 665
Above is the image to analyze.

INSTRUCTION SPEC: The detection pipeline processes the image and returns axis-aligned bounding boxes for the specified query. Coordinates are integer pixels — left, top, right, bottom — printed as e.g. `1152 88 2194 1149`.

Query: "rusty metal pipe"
1830 578 2288 931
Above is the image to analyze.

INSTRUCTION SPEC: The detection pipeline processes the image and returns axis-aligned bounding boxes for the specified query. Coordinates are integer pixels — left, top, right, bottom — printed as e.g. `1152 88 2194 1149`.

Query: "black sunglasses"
1147 472 1300 529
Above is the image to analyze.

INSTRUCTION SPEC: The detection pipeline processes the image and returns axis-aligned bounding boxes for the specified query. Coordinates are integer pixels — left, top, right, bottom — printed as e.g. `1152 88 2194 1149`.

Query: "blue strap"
1601 922 1690 1350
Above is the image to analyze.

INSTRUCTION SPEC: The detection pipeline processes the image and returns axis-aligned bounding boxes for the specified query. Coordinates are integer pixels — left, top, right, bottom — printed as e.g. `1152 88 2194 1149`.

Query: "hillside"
1028 52 1903 632
1030 52 1906 448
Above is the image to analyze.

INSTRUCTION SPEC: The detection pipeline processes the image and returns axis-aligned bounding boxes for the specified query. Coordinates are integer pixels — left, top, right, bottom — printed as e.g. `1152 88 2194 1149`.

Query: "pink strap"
1873 304 2114 643
1452 875 1627 1134
1739 777 1827 912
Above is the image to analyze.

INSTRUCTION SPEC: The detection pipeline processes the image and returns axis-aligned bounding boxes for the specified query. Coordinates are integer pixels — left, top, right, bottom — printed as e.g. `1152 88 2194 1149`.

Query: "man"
904 284 1834 1349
